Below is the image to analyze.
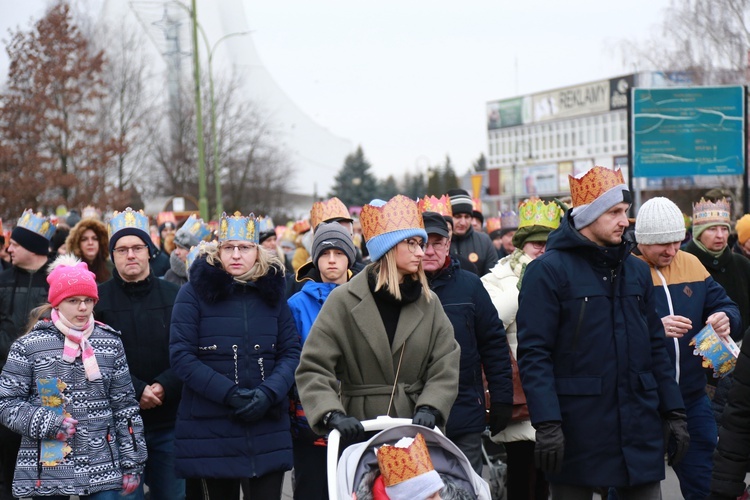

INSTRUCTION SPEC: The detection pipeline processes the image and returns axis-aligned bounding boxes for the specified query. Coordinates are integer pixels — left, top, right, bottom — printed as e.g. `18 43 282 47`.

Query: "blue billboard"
632 86 745 177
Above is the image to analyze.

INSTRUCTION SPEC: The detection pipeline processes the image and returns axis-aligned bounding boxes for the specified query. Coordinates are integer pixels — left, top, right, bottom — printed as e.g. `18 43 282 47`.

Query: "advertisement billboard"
487 97 526 130
632 86 745 177
532 79 610 122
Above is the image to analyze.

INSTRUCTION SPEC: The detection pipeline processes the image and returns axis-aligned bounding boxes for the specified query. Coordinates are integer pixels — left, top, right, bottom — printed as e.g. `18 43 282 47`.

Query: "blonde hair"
203 241 285 282
371 247 431 302
24 304 54 334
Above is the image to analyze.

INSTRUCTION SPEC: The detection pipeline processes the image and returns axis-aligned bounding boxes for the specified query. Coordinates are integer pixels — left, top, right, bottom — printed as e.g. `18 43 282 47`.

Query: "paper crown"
486 217 501 234
310 197 351 228
569 167 626 207
176 214 211 241
501 210 519 230
417 195 453 218
81 205 101 220
377 433 435 487
472 198 482 212
257 216 275 233
16 209 56 240
219 212 259 243
108 207 149 238
293 219 311 235
693 197 731 226
361 195 424 241
518 199 563 230
186 241 216 273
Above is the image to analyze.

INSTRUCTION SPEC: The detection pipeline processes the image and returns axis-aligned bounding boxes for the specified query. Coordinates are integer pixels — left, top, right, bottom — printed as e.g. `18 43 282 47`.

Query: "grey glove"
534 421 564 474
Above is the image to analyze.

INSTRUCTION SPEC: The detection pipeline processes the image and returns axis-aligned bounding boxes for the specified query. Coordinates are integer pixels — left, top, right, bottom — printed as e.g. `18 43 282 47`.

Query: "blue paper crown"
16 209 56 240
176 214 211 242
107 207 150 238
257 216 274 233
219 212 259 243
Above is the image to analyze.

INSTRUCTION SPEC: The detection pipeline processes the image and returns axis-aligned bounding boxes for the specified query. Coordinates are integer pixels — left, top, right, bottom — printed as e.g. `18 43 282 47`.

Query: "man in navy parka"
516 167 688 499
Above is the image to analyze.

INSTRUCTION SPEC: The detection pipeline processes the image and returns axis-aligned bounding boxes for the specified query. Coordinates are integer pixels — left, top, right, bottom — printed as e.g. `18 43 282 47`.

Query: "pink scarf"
52 309 101 381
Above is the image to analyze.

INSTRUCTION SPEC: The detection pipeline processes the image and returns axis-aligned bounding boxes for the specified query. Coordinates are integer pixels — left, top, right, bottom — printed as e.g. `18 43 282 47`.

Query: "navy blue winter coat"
169 257 301 479
516 214 684 487
427 257 512 438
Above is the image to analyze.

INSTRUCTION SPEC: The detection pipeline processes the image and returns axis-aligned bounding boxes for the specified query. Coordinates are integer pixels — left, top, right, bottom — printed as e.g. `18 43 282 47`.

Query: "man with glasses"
420 210 513 475
95 208 185 500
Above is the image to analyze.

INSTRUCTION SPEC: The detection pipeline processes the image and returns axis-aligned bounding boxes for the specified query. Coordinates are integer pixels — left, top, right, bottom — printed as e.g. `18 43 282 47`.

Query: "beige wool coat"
295 270 460 436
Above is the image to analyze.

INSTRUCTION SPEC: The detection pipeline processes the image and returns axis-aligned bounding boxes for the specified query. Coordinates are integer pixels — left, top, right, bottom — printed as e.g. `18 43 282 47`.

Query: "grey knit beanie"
312 222 356 268
635 197 686 245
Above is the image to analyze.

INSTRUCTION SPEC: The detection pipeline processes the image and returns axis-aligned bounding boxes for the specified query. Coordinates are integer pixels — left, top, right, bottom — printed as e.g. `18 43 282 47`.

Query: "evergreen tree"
378 175 400 200
473 152 487 172
442 155 459 191
329 146 379 207
402 171 427 199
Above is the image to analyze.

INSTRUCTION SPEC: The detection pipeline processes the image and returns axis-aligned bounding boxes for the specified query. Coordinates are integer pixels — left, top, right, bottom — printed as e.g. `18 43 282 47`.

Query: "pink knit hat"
47 255 99 307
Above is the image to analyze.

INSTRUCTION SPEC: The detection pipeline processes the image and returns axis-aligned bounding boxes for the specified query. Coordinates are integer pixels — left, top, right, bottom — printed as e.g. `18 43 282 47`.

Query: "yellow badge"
469 252 479 263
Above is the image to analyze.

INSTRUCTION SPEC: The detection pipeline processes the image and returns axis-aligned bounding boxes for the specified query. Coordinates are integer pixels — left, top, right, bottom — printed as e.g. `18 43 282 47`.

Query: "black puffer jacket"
0 261 51 372
95 270 182 431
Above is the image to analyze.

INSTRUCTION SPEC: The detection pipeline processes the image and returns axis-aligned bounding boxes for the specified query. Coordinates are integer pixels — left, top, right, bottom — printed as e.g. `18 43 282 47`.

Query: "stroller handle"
327 416 443 500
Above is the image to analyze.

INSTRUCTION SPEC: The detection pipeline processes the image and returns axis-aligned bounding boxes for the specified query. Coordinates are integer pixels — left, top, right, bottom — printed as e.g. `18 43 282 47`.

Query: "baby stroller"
327 416 491 499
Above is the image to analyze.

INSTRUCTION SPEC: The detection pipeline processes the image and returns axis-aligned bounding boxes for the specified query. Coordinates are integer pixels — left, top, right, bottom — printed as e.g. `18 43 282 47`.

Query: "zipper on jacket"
105 425 116 468
572 297 587 352
233 345 239 384
655 268 680 383
199 344 217 351
36 439 42 487
258 357 265 381
127 418 138 452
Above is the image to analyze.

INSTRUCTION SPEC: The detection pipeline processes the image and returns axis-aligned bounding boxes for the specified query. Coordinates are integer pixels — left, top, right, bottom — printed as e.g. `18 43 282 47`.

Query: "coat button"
713 260 719 265
254 344 260 350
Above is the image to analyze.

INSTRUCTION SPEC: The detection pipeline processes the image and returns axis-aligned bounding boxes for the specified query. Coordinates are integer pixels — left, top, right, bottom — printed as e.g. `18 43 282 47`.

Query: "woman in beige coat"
295 195 460 442
481 198 562 500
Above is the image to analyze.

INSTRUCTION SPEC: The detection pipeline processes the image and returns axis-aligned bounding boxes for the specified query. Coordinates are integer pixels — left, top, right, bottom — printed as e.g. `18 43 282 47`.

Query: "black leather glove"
412 405 440 429
489 403 513 435
534 421 564 474
326 412 365 442
226 387 254 409
234 389 272 423
662 409 690 467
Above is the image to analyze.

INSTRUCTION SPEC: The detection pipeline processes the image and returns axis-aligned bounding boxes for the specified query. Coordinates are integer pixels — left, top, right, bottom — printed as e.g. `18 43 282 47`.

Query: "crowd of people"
2 169 750 499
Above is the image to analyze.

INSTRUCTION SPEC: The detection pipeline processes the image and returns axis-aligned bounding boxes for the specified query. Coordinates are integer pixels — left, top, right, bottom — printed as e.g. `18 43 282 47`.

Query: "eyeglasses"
401 238 425 253
64 297 95 307
425 240 449 251
220 244 257 255
112 245 148 256
528 241 546 249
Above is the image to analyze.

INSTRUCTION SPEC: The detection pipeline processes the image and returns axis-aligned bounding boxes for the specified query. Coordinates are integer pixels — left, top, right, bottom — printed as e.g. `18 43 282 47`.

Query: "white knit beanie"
635 197 686 245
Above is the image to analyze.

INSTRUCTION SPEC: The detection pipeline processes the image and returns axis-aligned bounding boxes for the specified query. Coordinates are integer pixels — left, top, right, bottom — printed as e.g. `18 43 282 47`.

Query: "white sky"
0 0 672 188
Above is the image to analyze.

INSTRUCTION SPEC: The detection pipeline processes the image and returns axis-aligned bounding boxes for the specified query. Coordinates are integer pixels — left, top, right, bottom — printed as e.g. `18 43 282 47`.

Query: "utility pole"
190 0 208 220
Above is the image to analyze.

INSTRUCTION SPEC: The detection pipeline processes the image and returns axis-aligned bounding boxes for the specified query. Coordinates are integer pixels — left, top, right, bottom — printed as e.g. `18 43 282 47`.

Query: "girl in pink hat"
0 254 146 499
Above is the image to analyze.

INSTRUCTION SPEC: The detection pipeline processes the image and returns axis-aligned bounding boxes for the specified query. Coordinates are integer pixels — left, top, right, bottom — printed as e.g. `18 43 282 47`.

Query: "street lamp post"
203 31 251 220
189 0 208 220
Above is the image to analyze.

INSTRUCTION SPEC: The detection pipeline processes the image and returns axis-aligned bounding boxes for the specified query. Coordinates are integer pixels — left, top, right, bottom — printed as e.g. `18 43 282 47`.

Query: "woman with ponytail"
0 255 146 499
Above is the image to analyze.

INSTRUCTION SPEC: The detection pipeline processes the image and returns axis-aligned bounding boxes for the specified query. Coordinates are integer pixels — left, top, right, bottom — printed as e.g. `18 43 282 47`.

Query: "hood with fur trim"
65 217 110 261
188 256 286 306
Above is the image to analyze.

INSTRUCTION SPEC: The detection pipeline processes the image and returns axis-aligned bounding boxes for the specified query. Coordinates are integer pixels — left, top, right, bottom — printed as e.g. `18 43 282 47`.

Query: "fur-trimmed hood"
65 217 109 261
188 256 286 306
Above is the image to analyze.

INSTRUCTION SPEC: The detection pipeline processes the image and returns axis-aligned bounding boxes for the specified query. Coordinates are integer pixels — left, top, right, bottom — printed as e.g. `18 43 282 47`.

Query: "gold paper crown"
518 198 564 230
693 197 731 226
569 167 626 207
107 207 149 238
292 219 311 234
361 195 424 241
417 195 453 218
486 217 501 233
310 197 351 229
472 198 482 212
377 433 435 487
